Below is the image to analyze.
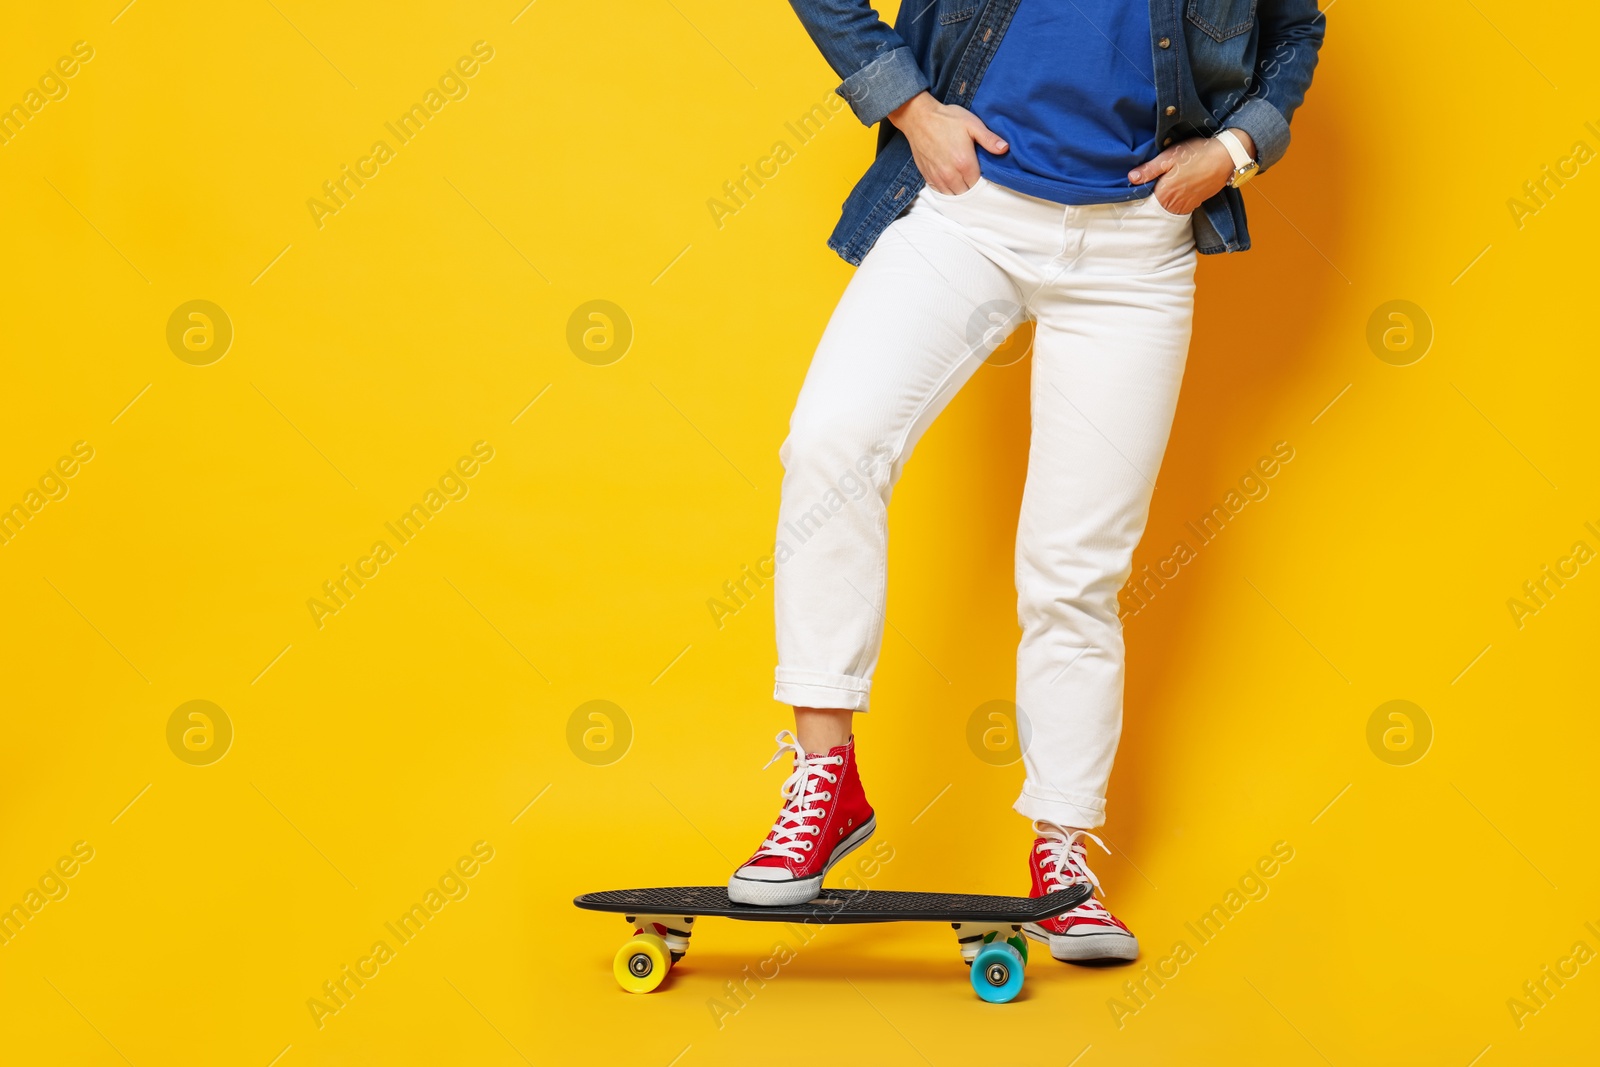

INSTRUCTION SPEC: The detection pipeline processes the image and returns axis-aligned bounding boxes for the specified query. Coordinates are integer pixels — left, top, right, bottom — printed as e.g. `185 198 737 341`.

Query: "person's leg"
1014 194 1196 829
771 188 1024 724
1012 193 1198 956
728 187 1024 906
793 707 852 753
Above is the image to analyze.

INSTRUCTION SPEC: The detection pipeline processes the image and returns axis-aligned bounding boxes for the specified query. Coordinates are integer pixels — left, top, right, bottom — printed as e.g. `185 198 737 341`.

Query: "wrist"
1215 128 1260 187
889 90 937 132
1223 127 1257 160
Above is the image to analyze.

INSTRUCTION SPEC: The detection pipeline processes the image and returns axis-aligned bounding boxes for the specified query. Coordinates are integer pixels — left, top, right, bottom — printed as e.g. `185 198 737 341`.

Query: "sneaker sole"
1023 923 1140 962
727 817 877 907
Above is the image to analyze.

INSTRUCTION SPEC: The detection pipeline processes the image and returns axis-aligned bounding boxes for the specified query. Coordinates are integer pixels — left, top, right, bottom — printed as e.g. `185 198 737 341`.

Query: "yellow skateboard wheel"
614 932 670 993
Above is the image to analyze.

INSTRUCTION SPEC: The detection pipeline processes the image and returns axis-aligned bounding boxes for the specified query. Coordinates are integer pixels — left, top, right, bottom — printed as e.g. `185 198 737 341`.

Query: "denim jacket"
786 0 1326 262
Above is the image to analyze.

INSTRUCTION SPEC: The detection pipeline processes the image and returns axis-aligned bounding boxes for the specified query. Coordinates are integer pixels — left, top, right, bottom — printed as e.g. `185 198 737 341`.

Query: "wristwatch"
1216 129 1259 188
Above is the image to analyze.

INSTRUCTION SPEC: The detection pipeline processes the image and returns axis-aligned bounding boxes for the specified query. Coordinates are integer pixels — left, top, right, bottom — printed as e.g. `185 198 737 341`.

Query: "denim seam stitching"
1184 0 1259 42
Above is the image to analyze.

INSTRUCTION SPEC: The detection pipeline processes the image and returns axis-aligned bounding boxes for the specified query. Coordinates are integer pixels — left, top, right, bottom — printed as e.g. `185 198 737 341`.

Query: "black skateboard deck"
574 884 1091 924
576 883 1093 1002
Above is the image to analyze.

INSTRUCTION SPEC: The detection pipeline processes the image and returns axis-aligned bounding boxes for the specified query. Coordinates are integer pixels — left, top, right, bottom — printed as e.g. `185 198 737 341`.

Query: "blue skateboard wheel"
971 942 1025 1003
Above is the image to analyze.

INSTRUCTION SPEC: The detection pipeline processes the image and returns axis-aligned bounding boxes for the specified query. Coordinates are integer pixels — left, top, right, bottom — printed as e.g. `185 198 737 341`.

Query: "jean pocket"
1149 191 1193 219
1186 0 1258 42
927 176 988 200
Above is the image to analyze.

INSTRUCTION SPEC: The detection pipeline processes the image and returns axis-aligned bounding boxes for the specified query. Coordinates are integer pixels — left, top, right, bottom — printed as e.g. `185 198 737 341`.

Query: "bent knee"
779 416 898 489
1017 572 1125 632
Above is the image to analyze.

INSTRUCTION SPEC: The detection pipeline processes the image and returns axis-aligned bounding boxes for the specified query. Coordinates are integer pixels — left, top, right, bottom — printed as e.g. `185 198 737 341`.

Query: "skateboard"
574 882 1092 1003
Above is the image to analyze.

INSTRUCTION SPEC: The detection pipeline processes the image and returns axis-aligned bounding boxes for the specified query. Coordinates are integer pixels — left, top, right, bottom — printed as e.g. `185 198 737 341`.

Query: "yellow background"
3 1 1597 1064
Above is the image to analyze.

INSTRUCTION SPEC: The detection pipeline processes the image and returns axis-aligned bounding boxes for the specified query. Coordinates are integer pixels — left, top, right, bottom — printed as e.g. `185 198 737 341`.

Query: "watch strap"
1215 128 1254 171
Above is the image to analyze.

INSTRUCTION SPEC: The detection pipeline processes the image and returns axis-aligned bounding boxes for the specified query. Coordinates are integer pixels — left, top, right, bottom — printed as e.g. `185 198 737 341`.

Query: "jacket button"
1165 105 1176 116
983 28 992 42
958 80 967 95
1159 37 1171 48
895 186 906 200
1162 137 1172 147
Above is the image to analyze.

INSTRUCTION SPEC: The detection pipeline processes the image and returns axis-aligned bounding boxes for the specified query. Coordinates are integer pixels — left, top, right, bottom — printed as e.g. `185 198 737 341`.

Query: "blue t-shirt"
970 1 1159 205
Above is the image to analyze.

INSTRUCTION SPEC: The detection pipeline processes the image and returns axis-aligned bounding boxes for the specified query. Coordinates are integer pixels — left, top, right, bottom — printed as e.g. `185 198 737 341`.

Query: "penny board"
574 883 1091 924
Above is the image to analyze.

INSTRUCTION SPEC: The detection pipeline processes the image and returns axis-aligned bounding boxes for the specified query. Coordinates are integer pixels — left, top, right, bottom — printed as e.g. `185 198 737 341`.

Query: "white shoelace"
752 730 842 863
1034 821 1114 916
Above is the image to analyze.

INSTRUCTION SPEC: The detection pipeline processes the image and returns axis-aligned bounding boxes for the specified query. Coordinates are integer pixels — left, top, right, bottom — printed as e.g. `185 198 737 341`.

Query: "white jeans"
772 178 1198 829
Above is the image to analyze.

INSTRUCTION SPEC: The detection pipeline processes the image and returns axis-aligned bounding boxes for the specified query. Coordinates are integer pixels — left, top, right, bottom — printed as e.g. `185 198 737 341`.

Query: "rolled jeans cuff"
1220 95 1290 172
1013 785 1108 830
838 46 929 127
774 667 872 712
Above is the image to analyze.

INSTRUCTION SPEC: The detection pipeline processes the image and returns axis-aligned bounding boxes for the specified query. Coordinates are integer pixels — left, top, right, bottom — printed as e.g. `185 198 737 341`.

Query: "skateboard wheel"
971 942 1025 1003
614 933 670 993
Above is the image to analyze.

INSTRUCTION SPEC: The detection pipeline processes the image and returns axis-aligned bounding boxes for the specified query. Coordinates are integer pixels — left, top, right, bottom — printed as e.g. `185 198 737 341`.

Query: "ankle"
794 706 853 753
1035 820 1093 839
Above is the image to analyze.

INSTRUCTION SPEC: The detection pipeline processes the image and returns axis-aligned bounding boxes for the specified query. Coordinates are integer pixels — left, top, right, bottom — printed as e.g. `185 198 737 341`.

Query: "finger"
1128 149 1175 184
966 115 1009 155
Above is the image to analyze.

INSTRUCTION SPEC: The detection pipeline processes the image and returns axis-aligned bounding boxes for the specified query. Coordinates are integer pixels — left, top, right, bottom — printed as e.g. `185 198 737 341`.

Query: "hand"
1128 130 1256 215
889 91 1008 194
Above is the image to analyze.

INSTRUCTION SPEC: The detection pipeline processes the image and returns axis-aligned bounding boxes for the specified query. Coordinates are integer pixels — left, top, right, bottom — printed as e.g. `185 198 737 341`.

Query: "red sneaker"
728 731 876 906
1023 823 1139 962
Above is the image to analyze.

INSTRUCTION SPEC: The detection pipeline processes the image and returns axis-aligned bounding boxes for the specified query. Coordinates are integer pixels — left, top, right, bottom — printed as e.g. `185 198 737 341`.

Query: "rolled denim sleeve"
1222 0 1326 172
787 0 930 126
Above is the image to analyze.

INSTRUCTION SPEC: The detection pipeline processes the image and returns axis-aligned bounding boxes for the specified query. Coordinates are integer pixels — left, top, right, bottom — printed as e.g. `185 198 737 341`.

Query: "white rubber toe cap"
727 873 823 906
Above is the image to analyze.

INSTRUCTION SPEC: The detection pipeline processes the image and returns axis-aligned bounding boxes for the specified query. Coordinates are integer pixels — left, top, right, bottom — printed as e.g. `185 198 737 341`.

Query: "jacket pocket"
938 6 976 25
1185 0 1258 42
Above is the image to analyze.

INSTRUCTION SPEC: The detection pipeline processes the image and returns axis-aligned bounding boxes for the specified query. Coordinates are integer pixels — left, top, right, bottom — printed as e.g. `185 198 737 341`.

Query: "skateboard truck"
616 913 696 992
